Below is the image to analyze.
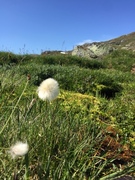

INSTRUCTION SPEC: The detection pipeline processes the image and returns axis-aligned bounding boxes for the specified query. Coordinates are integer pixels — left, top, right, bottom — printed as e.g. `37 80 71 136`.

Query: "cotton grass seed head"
37 78 59 101
9 141 29 159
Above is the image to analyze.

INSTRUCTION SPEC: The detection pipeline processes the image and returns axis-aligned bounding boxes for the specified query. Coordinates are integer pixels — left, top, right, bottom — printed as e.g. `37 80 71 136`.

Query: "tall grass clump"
0 51 36 66
102 49 135 72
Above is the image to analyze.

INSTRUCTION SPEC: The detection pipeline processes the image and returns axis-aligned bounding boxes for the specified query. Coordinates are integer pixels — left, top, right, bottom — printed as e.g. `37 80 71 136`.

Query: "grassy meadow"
0 49 135 179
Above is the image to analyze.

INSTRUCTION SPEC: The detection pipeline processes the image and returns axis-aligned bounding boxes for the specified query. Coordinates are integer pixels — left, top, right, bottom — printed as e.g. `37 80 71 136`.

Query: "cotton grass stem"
0 79 29 135
100 163 135 180
24 153 29 180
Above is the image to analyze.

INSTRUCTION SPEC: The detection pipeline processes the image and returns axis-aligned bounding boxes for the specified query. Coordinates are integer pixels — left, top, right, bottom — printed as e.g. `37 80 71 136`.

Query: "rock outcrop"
72 42 114 59
72 32 135 59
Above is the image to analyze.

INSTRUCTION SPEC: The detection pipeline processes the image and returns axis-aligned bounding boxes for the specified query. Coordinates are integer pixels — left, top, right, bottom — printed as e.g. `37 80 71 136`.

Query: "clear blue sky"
0 0 135 54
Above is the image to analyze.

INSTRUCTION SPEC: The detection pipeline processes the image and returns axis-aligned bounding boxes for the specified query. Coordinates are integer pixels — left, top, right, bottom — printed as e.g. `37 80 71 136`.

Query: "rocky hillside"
72 32 135 59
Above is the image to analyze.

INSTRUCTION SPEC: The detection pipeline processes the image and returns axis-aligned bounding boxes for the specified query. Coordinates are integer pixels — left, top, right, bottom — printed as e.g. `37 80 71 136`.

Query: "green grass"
102 49 135 71
0 50 135 179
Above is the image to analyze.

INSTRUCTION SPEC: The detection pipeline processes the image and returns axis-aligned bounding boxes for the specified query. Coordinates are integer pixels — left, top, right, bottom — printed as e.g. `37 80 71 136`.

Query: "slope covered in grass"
0 50 135 179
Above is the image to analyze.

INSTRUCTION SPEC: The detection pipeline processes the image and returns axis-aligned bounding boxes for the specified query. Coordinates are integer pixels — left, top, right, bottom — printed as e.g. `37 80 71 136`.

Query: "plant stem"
24 153 29 180
100 163 135 180
0 80 29 135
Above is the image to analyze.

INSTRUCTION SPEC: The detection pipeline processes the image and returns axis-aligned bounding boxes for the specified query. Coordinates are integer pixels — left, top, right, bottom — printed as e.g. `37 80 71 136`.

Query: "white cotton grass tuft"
8 141 29 159
37 78 59 101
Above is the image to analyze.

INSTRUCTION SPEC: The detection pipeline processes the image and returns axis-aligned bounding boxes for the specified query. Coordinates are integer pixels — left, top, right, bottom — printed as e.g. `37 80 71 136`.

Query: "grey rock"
72 32 135 59
72 42 114 59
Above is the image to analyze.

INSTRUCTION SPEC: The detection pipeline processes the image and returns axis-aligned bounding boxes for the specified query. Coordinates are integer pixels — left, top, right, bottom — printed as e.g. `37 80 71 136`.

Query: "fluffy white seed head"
37 78 59 101
9 142 29 159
